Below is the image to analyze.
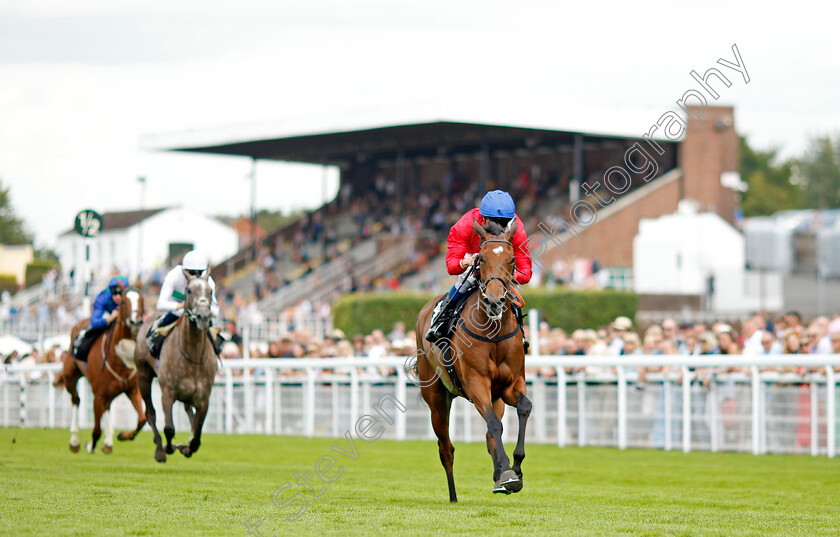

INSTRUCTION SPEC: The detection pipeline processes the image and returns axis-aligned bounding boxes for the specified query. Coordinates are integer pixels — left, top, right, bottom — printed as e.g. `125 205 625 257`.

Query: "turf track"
1 427 839 536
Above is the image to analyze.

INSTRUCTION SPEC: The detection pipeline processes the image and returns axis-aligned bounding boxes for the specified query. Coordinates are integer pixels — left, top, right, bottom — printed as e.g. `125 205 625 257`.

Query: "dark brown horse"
55 285 146 453
415 219 532 502
135 274 218 463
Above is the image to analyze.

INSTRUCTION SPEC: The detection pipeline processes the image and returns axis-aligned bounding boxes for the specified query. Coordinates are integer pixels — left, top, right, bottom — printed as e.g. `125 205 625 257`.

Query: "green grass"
1 427 839 537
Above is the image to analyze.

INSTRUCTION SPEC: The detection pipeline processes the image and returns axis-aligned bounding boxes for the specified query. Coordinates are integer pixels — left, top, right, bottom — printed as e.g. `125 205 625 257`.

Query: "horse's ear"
505 217 517 238
136 278 142 290
472 219 488 241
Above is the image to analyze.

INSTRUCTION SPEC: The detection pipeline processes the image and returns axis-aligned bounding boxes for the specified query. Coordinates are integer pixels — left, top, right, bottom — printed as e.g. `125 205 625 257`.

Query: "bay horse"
55 285 146 453
135 274 218 463
415 219 532 502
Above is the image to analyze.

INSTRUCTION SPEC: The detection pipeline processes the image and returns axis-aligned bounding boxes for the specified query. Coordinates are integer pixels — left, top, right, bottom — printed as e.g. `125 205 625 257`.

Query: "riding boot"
146 318 165 359
425 294 453 343
71 328 87 359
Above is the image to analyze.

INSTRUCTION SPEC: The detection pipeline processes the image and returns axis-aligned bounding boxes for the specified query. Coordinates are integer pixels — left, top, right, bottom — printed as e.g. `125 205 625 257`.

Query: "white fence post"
751 366 761 456
557 370 567 448
578 373 586 447
810 379 818 457
225 368 234 433
265 368 274 435
664 376 673 452
617 366 627 450
827 366 836 459
682 366 691 453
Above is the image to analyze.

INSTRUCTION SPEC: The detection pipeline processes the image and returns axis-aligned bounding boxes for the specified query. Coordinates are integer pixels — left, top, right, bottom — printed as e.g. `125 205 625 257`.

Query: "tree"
738 136 805 217
796 134 840 209
0 179 32 245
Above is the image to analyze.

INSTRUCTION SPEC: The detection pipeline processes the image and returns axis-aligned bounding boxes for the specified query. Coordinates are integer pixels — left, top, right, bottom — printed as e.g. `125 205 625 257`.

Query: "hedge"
0 274 17 295
25 259 60 289
331 288 637 336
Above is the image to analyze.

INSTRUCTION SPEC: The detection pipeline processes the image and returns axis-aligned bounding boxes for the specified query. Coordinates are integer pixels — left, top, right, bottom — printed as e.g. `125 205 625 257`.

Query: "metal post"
751 366 761 456
572 133 584 203
827 366 835 458
682 366 691 453
265 367 274 435
225 368 234 433
557 369 567 447
244 327 253 434
350 367 359 429
617 366 627 450
463 393 471 443
810 379 818 457
48 371 55 429
305 368 316 437
664 376 673 451
535 376 546 444
396 366 407 441
331 380 340 437
529 309 540 356
249 158 258 260
19 374 26 428
578 373 587 447
710 380 719 452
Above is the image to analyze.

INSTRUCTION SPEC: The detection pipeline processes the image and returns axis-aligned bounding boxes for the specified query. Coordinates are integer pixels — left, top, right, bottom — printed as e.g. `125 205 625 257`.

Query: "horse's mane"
482 220 505 236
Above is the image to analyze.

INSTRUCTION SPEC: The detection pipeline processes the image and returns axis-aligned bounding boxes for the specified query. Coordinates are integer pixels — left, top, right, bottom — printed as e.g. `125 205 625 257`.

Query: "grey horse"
135 274 218 463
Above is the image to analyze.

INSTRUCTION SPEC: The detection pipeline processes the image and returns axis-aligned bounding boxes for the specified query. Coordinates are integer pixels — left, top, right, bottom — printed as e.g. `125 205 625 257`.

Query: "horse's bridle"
117 287 143 329
474 238 515 301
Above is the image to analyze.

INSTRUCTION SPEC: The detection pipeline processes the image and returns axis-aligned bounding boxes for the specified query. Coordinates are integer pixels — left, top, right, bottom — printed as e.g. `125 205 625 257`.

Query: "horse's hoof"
154 450 167 463
102 444 113 454
165 444 175 455
178 444 193 458
85 442 95 454
505 478 523 493
117 432 130 441
492 482 512 494
69 443 80 453
499 469 519 485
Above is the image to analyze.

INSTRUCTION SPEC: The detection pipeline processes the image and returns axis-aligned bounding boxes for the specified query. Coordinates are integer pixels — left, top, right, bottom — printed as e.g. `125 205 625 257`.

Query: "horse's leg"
138 365 166 463
422 384 457 502
101 400 114 454
184 404 196 432
86 395 104 454
179 400 208 458
469 379 515 494
502 380 531 494
485 399 506 483
65 366 82 453
118 387 146 441
161 389 177 455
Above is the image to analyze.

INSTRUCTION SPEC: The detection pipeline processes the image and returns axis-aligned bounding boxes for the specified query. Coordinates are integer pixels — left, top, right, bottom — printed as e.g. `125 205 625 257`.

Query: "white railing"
3 354 840 457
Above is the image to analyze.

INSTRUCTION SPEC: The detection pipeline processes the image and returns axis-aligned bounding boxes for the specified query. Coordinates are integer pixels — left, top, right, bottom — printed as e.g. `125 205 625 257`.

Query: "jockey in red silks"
425 190 532 343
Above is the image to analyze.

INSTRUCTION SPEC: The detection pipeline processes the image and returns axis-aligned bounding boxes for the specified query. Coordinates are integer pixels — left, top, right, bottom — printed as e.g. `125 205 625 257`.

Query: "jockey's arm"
208 276 220 319
445 216 472 276
512 220 533 285
157 268 184 313
89 291 112 329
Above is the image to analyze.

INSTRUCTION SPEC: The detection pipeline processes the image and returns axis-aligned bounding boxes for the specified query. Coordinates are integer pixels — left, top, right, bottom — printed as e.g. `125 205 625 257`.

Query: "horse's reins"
101 289 140 387
461 238 521 343
180 299 209 365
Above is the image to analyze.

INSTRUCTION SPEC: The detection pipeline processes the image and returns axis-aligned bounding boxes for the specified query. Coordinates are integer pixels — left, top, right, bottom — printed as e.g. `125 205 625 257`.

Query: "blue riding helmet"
108 275 129 293
479 190 516 219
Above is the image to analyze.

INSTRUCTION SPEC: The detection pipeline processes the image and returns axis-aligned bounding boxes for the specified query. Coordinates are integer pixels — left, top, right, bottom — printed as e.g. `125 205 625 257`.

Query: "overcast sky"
1 0 838 246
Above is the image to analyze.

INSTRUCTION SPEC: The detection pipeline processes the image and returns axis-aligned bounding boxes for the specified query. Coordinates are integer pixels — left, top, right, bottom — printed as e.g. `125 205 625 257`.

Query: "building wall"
56 208 238 290
679 105 740 224
0 244 34 285
536 106 739 272
538 172 681 270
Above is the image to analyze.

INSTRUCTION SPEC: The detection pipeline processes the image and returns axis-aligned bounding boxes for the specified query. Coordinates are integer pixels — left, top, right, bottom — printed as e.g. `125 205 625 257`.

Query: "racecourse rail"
3 354 840 458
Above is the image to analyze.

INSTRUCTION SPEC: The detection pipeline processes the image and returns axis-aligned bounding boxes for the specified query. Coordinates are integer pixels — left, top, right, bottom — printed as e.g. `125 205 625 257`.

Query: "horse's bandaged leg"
102 410 114 448
70 405 80 448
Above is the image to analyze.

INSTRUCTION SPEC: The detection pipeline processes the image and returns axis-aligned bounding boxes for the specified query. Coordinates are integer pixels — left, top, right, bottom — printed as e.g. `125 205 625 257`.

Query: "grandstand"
156 113 736 320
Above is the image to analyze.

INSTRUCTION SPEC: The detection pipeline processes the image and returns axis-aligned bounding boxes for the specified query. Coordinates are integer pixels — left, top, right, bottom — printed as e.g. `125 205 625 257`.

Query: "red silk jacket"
445 208 532 285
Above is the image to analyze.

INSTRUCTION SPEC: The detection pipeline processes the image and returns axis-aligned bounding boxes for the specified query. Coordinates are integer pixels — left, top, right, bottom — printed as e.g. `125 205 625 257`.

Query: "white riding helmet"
182 250 208 276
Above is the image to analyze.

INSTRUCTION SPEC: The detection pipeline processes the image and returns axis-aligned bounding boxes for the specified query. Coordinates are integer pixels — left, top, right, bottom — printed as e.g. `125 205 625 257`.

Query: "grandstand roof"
155 120 674 167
